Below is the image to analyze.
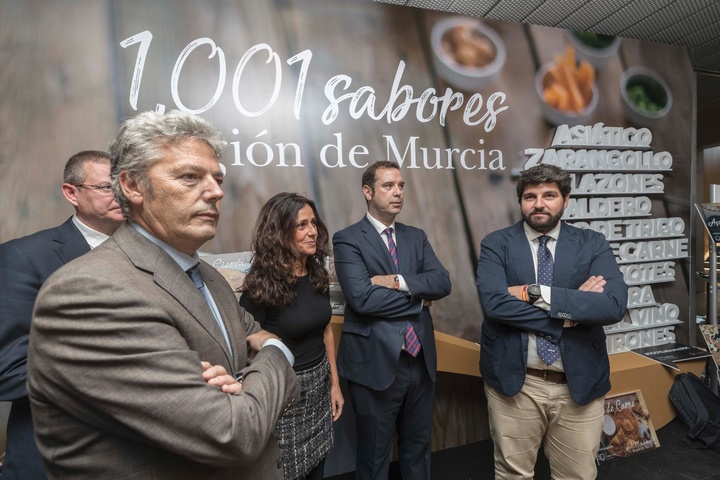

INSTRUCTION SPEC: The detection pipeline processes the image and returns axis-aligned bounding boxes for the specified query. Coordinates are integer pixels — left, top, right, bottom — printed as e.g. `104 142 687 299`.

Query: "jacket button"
400 330 405 335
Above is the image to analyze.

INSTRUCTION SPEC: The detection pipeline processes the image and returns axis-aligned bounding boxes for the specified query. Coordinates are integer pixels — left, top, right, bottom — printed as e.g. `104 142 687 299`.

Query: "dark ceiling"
377 0 720 147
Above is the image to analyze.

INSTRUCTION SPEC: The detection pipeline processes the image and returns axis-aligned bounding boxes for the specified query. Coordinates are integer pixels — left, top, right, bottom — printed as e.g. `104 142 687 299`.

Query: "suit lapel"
361 217 397 273
200 263 241 360
395 223 410 273
53 218 90 264
114 223 233 360
508 222 537 285
553 224 578 288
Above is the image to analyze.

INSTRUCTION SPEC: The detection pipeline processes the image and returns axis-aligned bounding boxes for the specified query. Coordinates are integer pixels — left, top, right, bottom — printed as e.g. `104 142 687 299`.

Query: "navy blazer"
0 217 90 480
333 216 451 391
476 221 627 406
0 217 90 401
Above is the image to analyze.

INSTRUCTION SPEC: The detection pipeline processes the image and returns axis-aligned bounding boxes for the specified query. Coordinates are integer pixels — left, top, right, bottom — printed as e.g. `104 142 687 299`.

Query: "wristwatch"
527 284 541 303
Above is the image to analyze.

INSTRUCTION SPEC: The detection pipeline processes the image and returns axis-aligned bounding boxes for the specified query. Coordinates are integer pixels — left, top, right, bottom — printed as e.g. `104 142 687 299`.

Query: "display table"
330 316 706 429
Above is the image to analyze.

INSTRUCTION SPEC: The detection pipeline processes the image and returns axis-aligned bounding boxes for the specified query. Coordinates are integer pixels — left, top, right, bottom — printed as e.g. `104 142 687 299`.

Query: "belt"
526 367 567 384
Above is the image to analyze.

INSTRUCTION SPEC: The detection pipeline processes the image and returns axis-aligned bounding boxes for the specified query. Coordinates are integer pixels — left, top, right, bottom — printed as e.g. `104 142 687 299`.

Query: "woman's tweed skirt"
274 355 333 479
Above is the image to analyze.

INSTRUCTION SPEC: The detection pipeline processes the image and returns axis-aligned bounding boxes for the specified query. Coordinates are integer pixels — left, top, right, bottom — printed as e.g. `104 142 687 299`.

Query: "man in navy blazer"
0 151 123 480
333 161 451 480
476 164 627 479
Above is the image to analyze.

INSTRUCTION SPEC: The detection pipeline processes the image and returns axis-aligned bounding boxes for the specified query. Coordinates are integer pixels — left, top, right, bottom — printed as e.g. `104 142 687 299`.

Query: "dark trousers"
303 457 326 480
4 400 48 480
348 350 435 480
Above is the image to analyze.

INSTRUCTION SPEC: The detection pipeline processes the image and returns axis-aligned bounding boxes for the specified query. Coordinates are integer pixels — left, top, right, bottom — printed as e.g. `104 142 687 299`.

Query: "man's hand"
247 330 280 353
579 275 605 292
201 361 242 394
422 299 432 308
371 274 399 289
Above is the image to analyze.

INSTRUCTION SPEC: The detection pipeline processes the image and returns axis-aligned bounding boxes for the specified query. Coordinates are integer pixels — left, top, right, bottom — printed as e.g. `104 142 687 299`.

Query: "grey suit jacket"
27 222 300 480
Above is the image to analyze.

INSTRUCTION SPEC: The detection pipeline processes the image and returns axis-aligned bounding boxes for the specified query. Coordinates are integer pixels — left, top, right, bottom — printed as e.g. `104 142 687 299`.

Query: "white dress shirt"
72 215 111 249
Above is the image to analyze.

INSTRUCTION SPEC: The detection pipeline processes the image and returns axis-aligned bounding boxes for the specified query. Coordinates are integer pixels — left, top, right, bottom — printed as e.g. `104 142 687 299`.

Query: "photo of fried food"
614 408 640 441
607 428 628 457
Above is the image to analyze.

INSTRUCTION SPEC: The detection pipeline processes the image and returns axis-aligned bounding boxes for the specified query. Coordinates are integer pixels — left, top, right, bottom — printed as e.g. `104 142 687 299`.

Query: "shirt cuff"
262 338 295 366
540 285 552 304
532 285 552 311
397 274 410 293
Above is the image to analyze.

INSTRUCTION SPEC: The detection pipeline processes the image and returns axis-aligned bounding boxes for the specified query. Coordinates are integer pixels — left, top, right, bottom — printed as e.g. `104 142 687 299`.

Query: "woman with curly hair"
239 192 343 480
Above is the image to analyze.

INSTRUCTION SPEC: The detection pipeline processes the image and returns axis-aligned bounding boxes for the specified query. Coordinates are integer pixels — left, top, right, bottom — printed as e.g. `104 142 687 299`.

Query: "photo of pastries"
597 390 659 462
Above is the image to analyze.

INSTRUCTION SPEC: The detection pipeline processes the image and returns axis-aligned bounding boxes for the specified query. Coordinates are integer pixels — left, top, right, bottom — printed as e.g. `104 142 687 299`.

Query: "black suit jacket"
0 217 90 480
333 216 451 391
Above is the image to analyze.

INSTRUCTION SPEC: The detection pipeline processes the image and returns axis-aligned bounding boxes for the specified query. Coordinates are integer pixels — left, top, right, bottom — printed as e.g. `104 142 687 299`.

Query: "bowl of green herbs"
566 30 621 69
620 67 672 126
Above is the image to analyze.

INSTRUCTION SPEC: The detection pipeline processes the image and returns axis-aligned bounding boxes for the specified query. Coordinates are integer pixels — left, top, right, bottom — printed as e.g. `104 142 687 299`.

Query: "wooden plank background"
0 0 695 460
0 0 694 346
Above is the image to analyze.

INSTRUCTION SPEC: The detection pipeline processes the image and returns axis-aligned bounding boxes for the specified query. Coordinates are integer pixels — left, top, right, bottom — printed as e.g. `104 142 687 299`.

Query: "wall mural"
0 1 692 350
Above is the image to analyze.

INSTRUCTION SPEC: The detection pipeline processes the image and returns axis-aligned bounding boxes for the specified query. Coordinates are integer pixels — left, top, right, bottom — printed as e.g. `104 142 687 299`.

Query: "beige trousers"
485 374 605 479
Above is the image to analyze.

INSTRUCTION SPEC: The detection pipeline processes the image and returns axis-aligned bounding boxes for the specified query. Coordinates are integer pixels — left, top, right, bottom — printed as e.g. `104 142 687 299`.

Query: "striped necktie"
384 228 421 357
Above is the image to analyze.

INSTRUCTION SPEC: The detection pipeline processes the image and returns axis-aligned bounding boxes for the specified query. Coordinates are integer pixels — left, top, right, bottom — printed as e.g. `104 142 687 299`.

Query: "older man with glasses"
0 150 124 480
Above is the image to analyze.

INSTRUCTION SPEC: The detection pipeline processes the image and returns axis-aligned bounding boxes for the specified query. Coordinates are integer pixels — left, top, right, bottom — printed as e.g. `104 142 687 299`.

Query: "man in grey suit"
0 150 123 480
476 164 627 479
333 161 451 480
27 110 300 480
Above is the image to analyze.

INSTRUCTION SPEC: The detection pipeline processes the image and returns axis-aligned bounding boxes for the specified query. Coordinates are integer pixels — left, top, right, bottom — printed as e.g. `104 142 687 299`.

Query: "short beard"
523 209 563 234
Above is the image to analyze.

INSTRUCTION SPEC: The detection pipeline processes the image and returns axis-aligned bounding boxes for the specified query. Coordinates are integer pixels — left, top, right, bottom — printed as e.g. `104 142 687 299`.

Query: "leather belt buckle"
526 367 567 384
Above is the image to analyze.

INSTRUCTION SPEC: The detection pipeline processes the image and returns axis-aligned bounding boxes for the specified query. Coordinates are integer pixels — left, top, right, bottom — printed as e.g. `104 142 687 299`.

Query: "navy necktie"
536 236 560 366
384 228 421 357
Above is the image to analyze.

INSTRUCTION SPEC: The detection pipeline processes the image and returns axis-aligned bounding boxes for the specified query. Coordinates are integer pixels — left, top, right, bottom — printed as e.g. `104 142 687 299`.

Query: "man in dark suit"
476 164 627 479
0 150 124 480
26 110 300 480
333 160 451 480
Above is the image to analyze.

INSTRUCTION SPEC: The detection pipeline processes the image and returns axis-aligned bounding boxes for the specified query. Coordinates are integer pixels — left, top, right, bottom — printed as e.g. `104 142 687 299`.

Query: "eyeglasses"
75 184 114 194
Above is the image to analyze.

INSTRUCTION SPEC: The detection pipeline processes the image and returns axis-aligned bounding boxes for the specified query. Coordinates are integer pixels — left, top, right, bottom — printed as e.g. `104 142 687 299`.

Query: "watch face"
528 284 541 296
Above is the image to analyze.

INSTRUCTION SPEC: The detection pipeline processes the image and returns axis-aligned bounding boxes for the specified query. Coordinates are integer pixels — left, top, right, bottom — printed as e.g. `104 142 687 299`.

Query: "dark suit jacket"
476 221 627 406
0 217 89 480
333 216 451 391
27 222 300 480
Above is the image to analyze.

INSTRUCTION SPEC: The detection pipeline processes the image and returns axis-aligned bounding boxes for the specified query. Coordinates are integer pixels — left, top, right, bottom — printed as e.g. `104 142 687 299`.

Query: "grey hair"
63 150 111 185
109 110 226 218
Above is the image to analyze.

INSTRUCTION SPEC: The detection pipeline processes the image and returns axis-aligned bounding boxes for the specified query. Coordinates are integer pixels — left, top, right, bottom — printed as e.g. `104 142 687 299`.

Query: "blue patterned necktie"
187 264 233 354
384 227 421 357
536 236 560 366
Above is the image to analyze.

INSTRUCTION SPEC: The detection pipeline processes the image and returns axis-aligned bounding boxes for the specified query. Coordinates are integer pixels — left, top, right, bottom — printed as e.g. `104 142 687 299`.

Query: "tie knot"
186 264 204 289
384 227 394 238
538 236 550 247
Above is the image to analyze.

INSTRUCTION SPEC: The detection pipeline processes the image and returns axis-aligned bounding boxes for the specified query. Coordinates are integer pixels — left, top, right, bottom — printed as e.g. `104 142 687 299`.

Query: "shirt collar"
523 221 562 243
129 221 199 271
366 212 396 236
72 215 110 249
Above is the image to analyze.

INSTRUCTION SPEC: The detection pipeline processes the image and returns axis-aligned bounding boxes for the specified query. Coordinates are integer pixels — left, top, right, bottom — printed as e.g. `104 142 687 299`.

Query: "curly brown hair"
240 192 330 307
